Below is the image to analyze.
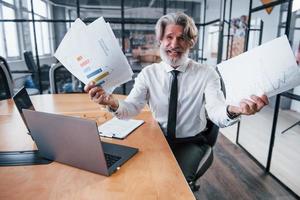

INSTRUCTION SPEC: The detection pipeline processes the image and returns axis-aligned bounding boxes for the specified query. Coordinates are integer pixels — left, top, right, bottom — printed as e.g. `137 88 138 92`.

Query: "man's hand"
84 82 119 110
228 95 269 116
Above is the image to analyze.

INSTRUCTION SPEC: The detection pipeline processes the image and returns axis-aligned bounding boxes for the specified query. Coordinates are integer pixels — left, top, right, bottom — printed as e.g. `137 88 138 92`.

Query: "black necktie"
167 70 180 140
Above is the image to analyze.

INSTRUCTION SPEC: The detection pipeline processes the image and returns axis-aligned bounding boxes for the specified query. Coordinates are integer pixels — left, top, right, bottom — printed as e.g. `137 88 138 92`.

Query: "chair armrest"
11 70 33 74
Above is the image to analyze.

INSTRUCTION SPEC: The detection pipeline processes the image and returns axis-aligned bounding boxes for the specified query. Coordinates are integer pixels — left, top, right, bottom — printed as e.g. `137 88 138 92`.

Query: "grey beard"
159 46 189 67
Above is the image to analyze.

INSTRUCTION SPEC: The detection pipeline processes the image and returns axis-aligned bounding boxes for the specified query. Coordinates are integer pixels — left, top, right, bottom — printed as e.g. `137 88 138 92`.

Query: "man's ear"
189 41 195 49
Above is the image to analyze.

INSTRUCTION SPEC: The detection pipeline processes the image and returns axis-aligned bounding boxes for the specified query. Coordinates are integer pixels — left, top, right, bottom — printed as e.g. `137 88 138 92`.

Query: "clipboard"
98 117 144 139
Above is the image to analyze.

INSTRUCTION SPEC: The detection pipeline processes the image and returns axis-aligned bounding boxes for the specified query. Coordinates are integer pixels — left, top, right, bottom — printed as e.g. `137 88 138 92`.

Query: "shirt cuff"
226 105 240 119
222 105 240 126
106 100 122 118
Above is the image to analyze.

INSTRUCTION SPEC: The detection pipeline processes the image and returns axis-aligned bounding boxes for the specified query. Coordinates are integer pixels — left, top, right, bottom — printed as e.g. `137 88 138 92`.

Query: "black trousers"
166 133 208 183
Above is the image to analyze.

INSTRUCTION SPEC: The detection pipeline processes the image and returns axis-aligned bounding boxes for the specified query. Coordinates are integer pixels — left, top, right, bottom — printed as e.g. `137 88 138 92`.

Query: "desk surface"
0 94 195 200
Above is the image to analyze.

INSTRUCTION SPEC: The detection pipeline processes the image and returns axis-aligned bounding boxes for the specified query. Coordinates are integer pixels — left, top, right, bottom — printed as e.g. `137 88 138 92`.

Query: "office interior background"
0 0 300 199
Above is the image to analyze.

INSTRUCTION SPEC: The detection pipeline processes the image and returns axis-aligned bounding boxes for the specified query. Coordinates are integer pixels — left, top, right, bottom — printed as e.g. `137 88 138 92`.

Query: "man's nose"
170 38 179 48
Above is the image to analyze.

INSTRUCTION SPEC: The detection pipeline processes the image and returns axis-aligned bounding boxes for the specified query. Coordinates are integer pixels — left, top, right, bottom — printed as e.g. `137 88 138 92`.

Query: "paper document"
54 17 133 92
54 19 89 83
98 117 144 139
217 35 300 106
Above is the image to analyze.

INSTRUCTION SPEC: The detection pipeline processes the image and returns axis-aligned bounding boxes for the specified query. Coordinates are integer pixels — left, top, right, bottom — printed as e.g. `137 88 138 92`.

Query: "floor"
220 105 300 198
195 134 298 200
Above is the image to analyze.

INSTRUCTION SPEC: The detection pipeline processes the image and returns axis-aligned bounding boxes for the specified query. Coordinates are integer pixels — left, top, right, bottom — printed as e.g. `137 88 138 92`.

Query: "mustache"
163 47 185 53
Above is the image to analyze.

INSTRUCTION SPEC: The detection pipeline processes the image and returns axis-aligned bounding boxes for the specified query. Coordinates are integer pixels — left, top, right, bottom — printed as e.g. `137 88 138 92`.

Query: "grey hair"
155 12 198 48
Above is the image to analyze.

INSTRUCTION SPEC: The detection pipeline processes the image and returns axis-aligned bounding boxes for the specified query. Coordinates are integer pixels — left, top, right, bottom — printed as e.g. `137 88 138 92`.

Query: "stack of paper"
54 17 133 92
217 35 300 106
98 117 144 139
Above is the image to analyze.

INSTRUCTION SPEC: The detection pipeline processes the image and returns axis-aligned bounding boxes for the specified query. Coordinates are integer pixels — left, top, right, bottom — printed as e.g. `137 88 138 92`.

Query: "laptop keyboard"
104 153 121 168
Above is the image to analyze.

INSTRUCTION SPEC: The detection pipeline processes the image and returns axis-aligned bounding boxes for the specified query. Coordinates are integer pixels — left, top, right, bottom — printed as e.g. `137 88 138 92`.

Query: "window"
0 0 52 59
0 20 5 57
0 0 20 58
27 0 52 56
2 0 14 4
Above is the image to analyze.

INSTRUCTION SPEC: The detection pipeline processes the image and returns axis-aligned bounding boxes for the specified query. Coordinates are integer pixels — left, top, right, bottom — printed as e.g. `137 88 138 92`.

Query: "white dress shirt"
112 58 238 138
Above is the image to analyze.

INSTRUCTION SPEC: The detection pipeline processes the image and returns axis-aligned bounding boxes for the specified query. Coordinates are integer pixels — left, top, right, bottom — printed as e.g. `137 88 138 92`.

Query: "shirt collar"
161 58 190 73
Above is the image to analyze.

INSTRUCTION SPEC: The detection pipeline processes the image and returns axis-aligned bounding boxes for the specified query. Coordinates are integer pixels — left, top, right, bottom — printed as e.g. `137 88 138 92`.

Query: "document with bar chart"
54 17 133 92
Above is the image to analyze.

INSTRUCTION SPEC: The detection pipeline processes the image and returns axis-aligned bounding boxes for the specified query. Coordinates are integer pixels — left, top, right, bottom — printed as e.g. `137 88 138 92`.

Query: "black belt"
166 130 208 145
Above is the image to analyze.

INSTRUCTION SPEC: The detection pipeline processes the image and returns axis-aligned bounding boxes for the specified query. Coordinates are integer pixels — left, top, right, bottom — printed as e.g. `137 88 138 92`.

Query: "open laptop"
1 87 52 166
12 87 35 135
23 109 138 176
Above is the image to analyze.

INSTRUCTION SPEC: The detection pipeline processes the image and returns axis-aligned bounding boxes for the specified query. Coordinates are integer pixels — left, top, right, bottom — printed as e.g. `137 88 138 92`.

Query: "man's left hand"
228 95 269 116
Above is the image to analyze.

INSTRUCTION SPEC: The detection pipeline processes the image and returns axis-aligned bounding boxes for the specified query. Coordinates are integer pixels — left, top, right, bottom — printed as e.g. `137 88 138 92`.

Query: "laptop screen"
13 87 35 132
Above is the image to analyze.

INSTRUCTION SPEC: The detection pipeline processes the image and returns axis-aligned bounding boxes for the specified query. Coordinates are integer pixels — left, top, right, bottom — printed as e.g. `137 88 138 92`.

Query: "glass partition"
125 0 164 20
237 4 283 166
270 9 300 196
79 1 121 20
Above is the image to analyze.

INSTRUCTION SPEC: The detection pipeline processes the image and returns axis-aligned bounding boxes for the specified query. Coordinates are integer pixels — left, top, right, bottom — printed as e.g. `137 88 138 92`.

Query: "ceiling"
49 0 204 8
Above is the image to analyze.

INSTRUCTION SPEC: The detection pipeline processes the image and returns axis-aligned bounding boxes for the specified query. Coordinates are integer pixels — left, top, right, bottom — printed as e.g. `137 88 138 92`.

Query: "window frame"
0 0 22 60
0 0 53 61
22 0 53 57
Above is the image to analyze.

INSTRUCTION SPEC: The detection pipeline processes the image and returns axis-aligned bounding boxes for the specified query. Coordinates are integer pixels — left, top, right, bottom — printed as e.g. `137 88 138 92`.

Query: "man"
84 12 268 185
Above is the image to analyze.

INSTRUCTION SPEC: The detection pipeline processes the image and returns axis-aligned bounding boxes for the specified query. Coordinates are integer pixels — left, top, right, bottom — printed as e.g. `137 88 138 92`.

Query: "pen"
99 132 113 138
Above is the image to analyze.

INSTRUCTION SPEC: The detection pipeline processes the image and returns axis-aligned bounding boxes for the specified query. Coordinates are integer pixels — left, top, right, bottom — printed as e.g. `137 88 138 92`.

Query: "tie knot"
171 70 180 77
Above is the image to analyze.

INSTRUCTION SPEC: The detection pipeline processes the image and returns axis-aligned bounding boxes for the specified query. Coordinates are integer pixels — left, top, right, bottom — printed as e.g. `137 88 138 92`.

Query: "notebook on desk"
98 117 144 139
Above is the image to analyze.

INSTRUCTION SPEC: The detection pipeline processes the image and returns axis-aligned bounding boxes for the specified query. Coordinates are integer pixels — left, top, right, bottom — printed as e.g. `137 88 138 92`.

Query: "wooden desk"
0 94 195 200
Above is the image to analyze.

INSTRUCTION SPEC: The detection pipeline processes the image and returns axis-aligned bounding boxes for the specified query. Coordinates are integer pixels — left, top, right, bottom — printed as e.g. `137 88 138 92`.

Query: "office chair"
188 119 219 192
189 69 225 192
0 56 39 96
0 56 13 81
0 61 14 100
23 51 50 91
49 62 83 94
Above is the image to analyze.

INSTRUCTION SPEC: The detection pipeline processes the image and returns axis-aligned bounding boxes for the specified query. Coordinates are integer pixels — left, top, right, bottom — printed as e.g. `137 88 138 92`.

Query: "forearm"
108 98 146 119
108 68 148 119
226 105 241 119
206 103 239 128
107 97 119 111
204 68 240 127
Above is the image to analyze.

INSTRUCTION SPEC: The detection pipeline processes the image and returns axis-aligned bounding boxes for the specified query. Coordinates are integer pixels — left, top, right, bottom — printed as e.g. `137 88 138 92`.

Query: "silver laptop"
23 109 138 176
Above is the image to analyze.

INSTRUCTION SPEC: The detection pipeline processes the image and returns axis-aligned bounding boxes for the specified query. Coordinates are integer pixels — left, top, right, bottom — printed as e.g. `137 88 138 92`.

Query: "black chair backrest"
23 51 41 88
49 62 84 94
0 56 13 81
23 51 37 72
202 68 226 147
0 62 12 100
53 64 67 93
216 67 226 98
203 119 219 147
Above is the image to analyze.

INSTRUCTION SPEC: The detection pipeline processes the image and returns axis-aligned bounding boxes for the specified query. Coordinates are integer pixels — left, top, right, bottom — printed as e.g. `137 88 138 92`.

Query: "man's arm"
204 68 236 127
204 68 268 127
84 71 149 119
84 82 119 110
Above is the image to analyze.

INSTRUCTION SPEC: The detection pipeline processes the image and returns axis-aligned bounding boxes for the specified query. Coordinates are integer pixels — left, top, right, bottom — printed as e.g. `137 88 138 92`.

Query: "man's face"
160 24 190 67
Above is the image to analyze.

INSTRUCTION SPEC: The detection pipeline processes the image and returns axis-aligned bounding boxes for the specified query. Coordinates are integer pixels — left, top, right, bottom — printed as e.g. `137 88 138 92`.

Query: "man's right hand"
84 82 119 111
